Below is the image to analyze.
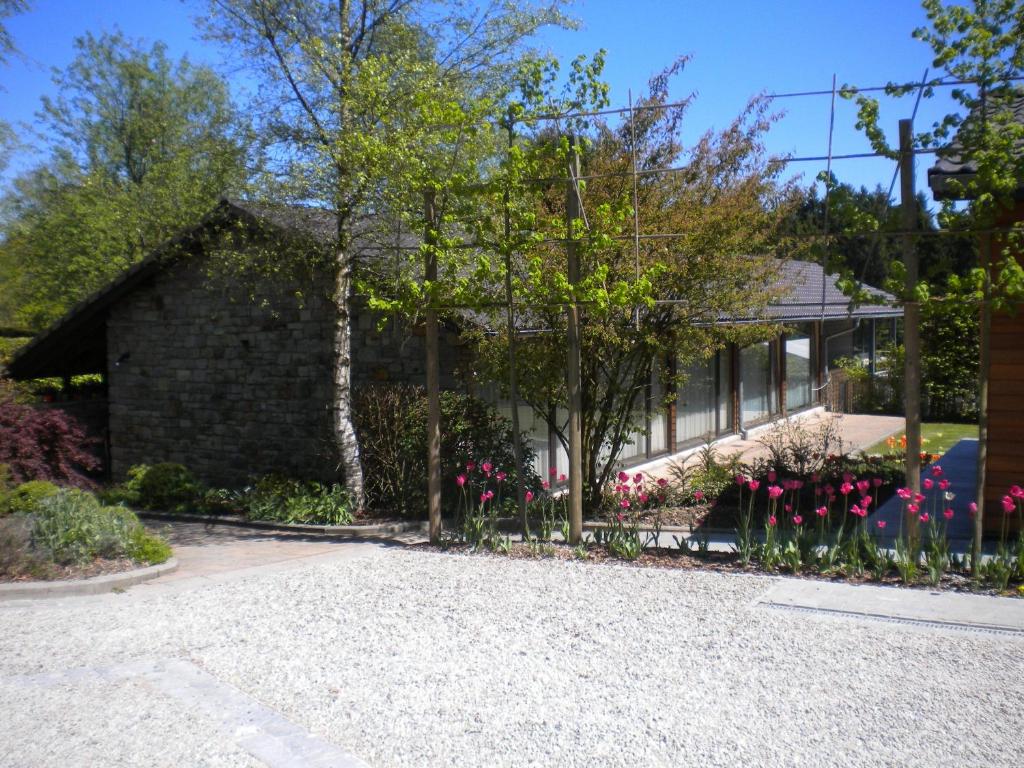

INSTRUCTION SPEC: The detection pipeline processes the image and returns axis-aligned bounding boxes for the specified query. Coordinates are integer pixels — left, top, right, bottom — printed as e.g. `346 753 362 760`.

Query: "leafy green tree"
197 0 573 507
465 63 797 511
0 31 250 329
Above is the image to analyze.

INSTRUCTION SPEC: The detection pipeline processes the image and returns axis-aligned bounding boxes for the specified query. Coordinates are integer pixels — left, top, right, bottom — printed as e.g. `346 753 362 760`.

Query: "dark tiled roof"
752 259 899 322
927 92 1024 200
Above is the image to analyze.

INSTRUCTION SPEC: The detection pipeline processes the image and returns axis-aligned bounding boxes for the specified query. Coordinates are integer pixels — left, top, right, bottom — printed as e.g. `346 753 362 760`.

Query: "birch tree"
198 0 571 508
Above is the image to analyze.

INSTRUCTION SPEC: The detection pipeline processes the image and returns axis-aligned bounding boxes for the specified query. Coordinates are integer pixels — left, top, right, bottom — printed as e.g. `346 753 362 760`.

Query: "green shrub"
105 463 202 512
30 489 171 565
0 516 54 579
126 526 172 564
243 475 353 525
354 384 539 518
0 480 60 517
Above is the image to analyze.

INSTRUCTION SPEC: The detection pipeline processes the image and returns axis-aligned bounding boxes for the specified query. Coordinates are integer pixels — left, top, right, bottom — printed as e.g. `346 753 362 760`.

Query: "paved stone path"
142 520 396 588
632 410 905 479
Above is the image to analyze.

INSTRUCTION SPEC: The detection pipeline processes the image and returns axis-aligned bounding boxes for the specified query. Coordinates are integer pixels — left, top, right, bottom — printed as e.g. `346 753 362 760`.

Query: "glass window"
676 356 717 445
785 329 813 411
649 364 667 455
740 341 775 426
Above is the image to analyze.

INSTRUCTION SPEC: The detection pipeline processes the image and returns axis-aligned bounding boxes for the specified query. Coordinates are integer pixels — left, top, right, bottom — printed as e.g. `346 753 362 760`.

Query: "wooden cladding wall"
984 200 1024 534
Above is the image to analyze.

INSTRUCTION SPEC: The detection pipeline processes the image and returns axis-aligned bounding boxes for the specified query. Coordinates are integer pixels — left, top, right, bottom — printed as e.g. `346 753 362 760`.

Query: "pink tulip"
619 498 630 509
466 461 476 472
843 472 854 484
768 485 783 499
839 482 853 496
931 465 943 477
784 503 792 513
456 474 467 487
943 508 954 520
923 478 933 490
657 477 668 488
793 479 805 490
735 474 746 486
816 506 827 517
768 515 777 527
767 470 777 483
860 496 872 508
525 490 534 503
1001 496 1015 514
541 480 550 490
748 480 761 491
876 520 887 529
872 478 883 488
549 466 557 477
479 492 488 503
616 513 625 522
792 515 803 525
919 512 929 523
850 504 862 517
914 492 926 504
482 461 493 474
558 473 567 482
617 471 629 483
907 503 919 514
639 493 649 504
968 501 978 517
658 494 666 503
828 494 837 503
939 479 950 491
485 489 494 500
495 471 506 483
1011 485 1024 499
633 473 643 485
856 479 870 495
693 490 705 501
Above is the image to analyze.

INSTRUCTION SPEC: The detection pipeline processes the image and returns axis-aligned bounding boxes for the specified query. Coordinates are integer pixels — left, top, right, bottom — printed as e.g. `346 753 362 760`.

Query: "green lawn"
864 422 978 458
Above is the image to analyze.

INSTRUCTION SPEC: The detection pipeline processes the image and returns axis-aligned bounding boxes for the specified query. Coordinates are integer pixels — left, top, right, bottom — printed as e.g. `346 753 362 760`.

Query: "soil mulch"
0 556 138 583
412 541 1023 598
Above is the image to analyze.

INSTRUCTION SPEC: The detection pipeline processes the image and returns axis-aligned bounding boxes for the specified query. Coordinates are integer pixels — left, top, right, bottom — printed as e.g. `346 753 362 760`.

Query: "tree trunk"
332 244 365 511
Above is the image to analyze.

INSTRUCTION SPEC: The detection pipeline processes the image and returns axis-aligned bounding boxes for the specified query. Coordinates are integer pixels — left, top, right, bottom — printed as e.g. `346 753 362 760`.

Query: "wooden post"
974 232 992 572
565 137 584 545
503 117 530 537
899 119 922 529
424 189 442 544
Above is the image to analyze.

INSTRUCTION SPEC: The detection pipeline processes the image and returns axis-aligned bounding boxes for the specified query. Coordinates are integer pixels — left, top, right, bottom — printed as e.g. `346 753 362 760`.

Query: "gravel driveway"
1 546 1022 767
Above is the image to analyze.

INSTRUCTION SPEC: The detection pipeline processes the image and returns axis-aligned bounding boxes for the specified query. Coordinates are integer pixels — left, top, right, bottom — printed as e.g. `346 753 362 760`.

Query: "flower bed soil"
0 556 138 583
413 541 1023 598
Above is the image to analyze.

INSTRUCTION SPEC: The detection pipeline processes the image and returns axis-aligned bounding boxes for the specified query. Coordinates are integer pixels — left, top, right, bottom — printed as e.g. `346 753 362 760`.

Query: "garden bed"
416 540 1021 598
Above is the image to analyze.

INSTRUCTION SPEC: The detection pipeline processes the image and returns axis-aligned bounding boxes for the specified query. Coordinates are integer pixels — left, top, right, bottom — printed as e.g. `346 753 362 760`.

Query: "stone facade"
105 235 471 487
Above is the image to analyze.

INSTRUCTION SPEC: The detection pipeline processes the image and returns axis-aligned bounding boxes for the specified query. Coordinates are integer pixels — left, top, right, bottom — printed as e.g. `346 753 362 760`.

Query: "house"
928 92 1024 533
5 198 901 487
494 259 901 478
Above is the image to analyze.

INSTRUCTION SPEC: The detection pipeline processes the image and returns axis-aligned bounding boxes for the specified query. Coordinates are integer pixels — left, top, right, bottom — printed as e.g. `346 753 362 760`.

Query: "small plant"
1 480 60 516
243 475 353 526
30 489 171 566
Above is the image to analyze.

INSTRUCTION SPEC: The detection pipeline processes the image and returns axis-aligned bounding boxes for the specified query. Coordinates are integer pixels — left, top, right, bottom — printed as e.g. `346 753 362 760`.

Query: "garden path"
632 411 905 479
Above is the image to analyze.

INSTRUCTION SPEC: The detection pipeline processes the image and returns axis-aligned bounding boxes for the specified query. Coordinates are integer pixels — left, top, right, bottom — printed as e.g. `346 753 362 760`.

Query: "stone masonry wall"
106 252 338 487
106 246 472 487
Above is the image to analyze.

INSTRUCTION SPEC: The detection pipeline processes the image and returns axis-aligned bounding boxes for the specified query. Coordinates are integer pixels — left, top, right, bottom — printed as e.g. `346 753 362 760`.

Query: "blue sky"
1 0 958 207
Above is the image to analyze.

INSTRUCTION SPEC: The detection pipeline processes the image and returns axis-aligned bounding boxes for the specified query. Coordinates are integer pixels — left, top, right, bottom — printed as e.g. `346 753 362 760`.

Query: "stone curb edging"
0 558 179 601
137 510 427 537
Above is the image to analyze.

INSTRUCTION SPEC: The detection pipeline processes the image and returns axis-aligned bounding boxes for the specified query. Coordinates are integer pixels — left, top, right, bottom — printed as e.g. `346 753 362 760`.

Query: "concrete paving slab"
757 577 1024 634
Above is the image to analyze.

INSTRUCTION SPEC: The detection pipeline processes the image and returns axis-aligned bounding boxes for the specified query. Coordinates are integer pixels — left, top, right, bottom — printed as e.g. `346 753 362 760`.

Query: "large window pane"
677 356 716 444
649 364 667 454
785 331 812 411
740 342 774 426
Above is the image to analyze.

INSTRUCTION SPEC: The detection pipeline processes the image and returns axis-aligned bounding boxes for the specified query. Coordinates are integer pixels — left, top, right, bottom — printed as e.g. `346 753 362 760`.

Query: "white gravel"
1 547 1023 767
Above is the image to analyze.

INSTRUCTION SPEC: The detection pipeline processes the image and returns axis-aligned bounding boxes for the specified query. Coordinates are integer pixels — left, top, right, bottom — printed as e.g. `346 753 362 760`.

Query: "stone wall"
106 250 338 487
105 245 472 487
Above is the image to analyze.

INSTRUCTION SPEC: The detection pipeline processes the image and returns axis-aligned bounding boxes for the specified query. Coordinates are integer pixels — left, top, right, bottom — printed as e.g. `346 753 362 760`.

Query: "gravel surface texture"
1 546 1022 767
